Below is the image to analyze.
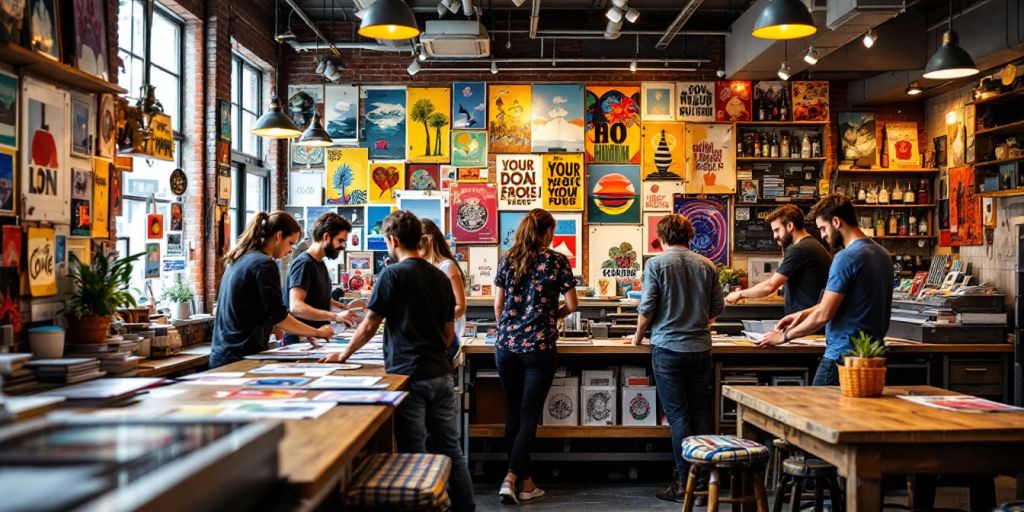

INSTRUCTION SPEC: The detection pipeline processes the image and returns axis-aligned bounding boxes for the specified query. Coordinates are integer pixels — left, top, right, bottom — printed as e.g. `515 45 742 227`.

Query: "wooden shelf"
837 168 941 174
977 189 1024 198
976 119 1024 137
968 88 1024 106
736 157 827 162
0 42 126 94
873 235 937 240
854 204 936 208
736 121 828 126
974 157 1024 167
468 424 672 439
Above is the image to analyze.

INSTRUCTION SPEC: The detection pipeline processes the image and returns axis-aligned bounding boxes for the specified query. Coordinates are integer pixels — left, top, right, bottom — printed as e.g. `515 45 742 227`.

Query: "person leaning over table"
282 212 362 345
493 208 578 505
209 211 335 369
725 204 832 315
757 194 894 385
319 210 476 512
632 213 723 504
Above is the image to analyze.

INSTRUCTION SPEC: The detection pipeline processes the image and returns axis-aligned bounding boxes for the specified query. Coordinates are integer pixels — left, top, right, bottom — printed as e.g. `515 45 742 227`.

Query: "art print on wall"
405 164 440 191
147 213 163 239
674 196 729 265
70 0 107 79
362 86 406 160
886 121 921 168
452 82 485 129
949 165 981 246
641 180 683 212
550 213 582 275
347 251 372 272
0 71 15 148
216 168 231 206
588 225 643 291
3 225 22 268
714 81 751 122
934 135 947 167
368 161 404 204
96 93 115 158
91 158 109 238
407 87 451 163
169 201 183 231
451 130 487 167
28 226 57 296
531 83 584 153
457 167 487 183
0 0 25 46
644 213 668 255
66 237 89 268
397 191 445 233
753 81 789 121
641 122 684 180
108 166 121 216
287 84 324 167
28 0 60 61
324 84 358 143
305 206 335 234
684 123 735 194
676 81 715 122
216 139 230 169
641 83 676 121
468 246 499 296
488 84 531 153
365 205 393 251
541 153 584 211
22 78 70 222
838 112 876 167
499 211 526 253
791 81 829 121
217 99 231 141
166 232 183 257
588 164 641 224
497 154 543 210
288 171 323 207
948 115 966 167
450 183 497 243
345 227 363 251
0 147 16 215
70 93 93 157
325 148 368 205
70 167 91 237
585 86 641 164
144 242 160 279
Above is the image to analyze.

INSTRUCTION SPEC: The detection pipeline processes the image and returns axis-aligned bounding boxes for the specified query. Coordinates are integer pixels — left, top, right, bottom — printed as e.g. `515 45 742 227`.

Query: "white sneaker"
499 481 518 505
519 487 546 502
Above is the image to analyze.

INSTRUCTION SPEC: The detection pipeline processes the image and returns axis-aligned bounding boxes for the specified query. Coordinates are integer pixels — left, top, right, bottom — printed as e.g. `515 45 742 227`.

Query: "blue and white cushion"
682 435 768 463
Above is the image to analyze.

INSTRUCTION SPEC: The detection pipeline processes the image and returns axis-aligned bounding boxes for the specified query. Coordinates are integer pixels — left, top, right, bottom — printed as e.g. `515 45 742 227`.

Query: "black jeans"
652 347 714 483
495 347 558 480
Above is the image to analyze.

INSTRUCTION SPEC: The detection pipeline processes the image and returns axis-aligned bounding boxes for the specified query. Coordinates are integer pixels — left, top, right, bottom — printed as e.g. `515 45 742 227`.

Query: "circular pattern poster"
673 196 729 265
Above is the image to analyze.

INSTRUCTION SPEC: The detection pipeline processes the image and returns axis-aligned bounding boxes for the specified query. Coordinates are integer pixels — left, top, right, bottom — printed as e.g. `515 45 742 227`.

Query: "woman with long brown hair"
493 208 578 504
420 219 466 359
210 211 335 368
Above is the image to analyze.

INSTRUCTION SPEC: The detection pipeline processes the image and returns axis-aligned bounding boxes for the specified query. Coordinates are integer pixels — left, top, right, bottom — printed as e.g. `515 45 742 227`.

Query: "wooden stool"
773 457 843 512
767 438 800 489
681 435 770 512
344 453 451 512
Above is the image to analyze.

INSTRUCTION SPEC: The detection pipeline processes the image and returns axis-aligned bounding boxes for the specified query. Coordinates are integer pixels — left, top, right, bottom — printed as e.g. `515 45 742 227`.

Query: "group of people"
207 193 893 509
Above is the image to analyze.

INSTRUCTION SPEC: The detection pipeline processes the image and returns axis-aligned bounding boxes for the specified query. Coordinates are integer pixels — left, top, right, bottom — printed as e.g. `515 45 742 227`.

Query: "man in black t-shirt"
726 204 832 315
283 213 359 345
320 210 476 512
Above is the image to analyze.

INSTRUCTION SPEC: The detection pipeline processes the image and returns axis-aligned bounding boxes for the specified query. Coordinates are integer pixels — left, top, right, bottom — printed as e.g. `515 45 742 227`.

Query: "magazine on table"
898 394 1024 413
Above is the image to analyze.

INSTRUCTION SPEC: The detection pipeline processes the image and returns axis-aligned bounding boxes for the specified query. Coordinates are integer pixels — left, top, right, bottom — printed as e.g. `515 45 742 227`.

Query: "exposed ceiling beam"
283 0 344 57
656 0 705 49
529 0 542 38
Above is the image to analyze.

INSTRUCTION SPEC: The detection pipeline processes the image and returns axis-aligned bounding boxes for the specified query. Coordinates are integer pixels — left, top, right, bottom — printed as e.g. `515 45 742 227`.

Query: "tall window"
231 54 263 157
115 0 185 300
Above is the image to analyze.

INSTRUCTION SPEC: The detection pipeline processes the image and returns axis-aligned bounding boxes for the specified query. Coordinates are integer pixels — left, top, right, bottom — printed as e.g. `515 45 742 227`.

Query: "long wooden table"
723 385 1024 512
137 343 211 377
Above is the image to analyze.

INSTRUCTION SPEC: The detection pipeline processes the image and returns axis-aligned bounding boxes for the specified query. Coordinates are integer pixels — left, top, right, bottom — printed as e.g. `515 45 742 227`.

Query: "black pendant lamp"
252 1 301 139
751 0 816 40
923 0 978 80
358 0 420 40
297 111 333 147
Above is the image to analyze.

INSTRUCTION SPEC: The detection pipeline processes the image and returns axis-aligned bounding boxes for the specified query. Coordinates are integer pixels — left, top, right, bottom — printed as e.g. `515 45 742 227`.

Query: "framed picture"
109 167 122 216
70 92 93 158
0 0 26 45
934 135 947 167
0 71 16 148
0 146 16 216
21 77 70 222
216 139 230 169
169 202 183 231
96 93 115 158
324 84 358 143
838 112 876 168
641 82 676 121
144 242 160 279
28 0 60 61
68 0 108 80
346 251 373 272
217 99 231 142
216 168 231 206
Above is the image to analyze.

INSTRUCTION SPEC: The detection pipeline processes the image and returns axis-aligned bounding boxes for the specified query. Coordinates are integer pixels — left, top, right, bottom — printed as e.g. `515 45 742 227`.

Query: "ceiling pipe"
282 0 343 57
529 0 541 38
656 0 705 49
489 28 728 36
289 40 414 52
420 57 709 63
412 66 699 72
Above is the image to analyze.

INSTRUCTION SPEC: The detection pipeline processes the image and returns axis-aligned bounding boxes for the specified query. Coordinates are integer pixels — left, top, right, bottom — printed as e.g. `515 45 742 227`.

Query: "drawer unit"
948 359 1004 385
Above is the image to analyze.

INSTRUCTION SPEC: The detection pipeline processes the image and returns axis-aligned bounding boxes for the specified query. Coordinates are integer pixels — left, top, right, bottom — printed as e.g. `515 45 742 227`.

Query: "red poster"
450 183 498 244
406 164 440 191
147 213 164 239
2 226 20 268
714 81 752 122
949 165 981 246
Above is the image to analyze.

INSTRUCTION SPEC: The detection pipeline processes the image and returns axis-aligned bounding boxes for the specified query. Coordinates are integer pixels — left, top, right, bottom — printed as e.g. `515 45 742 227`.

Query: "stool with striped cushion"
344 453 452 512
681 435 770 512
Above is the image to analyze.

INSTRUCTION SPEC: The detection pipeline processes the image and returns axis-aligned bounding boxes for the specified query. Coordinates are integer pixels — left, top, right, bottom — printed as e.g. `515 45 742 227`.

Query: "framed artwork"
641 180 683 212
217 99 231 141
96 93 115 158
69 0 108 80
451 129 487 167
468 245 499 296
838 112 876 167
949 165 981 246
541 153 584 211
934 135 947 167
147 213 164 239
324 84 358 143
753 81 789 121
496 154 542 210
641 121 684 180
450 183 497 243
488 84 531 153
287 170 323 207
585 85 641 163
166 232 183 257
0 0 25 45
28 0 60 61
714 81 752 122
22 77 70 222
641 82 676 121
287 84 324 167
4 225 23 268
216 140 230 169
347 251 373 272
587 165 641 225
70 92 93 158
70 167 91 237
405 164 440 191
531 83 584 153
0 146 16 216
0 71 16 148
361 86 406 160
144 242 160 279
676 81 715 122
684 123 736 194
947 114 966 167
336 206 363 226
396 191 444 232
886 121 921 168
550 213 582 275
91 157 108 238
499 210 526 253
169 202 183 231
66 236 90 267
109 166 121 216
452 81 485 129
368 160 404 204
674 196 730 265
27 226 56 296
345 226 363 251
739 179 759 203
983 197 996 227
748 257 782 286
643 213 668 255
587 225 643 290
216 168 230 206
365 205 393 251
457 167 487 182
304 206 334 234
325 148 368 205
406 87 452 163
791 81 829 121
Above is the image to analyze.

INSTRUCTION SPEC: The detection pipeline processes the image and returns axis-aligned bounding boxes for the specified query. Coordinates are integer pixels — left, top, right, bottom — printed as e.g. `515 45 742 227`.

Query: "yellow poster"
641 122 685 181
488 85 532 153
144 113 175 161
684 123 736 194
584 86 641 164
407 87 452 163
541 153 584 211
368 161 405 204
92 158 110 238
325 148 368 205
27 227 57 296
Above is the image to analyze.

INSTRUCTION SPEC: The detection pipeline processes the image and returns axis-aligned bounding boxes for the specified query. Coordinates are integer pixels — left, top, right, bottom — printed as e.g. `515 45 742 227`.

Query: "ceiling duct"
420 20 491 58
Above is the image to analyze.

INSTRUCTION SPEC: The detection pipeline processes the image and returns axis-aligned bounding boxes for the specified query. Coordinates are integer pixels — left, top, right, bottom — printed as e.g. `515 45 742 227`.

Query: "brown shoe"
655 479 685 503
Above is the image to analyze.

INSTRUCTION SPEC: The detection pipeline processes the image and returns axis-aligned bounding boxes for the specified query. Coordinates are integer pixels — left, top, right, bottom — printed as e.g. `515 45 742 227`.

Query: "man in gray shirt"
632 213 724 503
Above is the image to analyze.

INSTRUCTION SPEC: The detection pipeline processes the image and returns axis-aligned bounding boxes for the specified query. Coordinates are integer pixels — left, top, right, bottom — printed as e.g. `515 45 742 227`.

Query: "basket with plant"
838 331 887 397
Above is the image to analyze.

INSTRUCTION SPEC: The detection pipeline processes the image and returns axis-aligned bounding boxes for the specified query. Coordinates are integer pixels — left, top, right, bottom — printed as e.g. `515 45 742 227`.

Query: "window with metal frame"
231 53 264 158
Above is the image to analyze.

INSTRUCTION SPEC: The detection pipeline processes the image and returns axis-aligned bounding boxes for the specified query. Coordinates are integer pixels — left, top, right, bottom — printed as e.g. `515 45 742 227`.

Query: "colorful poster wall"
325 148 368 205
585 85 641 163
587 165 641 224
497 154 543 210
673 197 730 265
641 121 684 180
363 86 406 160
407 87 452 163
450 183 498 243
452 82 486 129
531 83 584 153
541 153 584 211
488 84 532 153
684 123 736 194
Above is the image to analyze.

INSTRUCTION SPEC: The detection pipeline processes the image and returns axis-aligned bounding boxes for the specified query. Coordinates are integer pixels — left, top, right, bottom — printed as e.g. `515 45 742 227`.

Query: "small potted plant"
161 282 195 320
838 331 888 397
717 265 747 292
63 252 144 343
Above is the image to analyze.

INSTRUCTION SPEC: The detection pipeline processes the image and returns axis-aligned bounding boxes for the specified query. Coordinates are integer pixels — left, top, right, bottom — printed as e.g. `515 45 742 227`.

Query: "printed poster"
365 205 393 251
497 154 542 210
551 213 582 275
288 171 323 207
499 211 526 253
644 213 668 255
287 84 324 167
468 245 498 296
66 237 90 268
541 153 584 211
22 78 69 222
0 71 16 147
92 158 110 238
406 164 440 191
674 196 730 265
368 161 405 204
0 147 14 216
532 83 584 153
641 83 675 121
791 81 829 121
714 80 752 122
97 93 116 158
145 242 160 278
838 112 876 167
2 225 21 267
753 81 789 121
587 225 643 291
585 85 641 164
147 213 164 239
325 148 368 205
396 191 444 232
362 86 406 160
587 165 641 225
169 202 183 231
452 82 486 129
451 130 487 167
27 226 56 296
407 87 452 163
70 167 92 237
642 121 684 180
450 183 498 243
685 123 735 194
324 84 358 143
109 167 122 217
886 121 921 168
676 81 715 122
949 165 981 246
488 84 531 153
641 181 683 212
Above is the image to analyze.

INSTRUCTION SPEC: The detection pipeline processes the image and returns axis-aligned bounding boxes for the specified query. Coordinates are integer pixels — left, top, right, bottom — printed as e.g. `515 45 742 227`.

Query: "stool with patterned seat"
681 435 770 512
344 453 451 512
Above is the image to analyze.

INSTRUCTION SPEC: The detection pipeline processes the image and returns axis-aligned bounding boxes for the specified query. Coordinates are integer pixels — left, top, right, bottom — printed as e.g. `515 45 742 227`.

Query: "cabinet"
973 87 1024 198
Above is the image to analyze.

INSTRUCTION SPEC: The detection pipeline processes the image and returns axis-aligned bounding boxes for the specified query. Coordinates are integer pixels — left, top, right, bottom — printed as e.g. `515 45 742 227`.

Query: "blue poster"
531 83 584 152
363 87 406 160
452 82 485 129
0 73 16 148
499 211 526 253
365 205 392 251
586 165 641 225
305 206 337 235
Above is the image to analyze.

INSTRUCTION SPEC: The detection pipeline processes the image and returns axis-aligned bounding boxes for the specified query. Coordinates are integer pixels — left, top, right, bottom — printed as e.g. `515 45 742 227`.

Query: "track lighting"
611 0 627 7
407 58 421 75
511 0 526 5
354 8 368 19
803 46 819 65
604 20 622 39
777 61 791 80
418 50 427 61
436 1 447 16
461 0 472 15
624 7 639 23
629 60 637 72
606 6 624 23
315 58 327 74
863 28 877 48
446 0 460 14
906 81 923 95
490 61 498 74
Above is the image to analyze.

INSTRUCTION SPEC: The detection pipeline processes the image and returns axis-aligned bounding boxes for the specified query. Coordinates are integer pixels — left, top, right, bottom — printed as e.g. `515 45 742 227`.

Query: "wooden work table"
137 343 211 377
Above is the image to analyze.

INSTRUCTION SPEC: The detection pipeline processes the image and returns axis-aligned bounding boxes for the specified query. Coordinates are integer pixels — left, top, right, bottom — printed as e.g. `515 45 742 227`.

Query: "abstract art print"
451 129 487 167
949 165 981 246
407 87 452 163
644 213 668 255
791 81 830 121
450 183 497 243
641 121 684 180
22 78 69 223
368 161 404 204
585 85 641 164
673 196 729 265
406 164 440 191
452 81 485 129
641 82 675 121
587 225 643 295
531 83 584 153
362 86 406 160
714 80 752 122
587 165 641 224
550 213 582 275
541 153 584 211
838 112 876 167
325 148 368 205
324 84 358 143
684 123 735 194
488 84 531 153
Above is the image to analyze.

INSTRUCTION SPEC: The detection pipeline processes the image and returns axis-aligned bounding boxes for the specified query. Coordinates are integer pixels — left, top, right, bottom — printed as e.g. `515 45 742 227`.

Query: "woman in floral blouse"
493 208 578 504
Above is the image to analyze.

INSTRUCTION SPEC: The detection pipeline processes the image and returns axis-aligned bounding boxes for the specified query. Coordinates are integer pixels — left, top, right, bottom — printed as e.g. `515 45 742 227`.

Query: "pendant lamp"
751 0 816 40
252 0 301 139
297 111 333 147
358 0 420 40
923 1 978 80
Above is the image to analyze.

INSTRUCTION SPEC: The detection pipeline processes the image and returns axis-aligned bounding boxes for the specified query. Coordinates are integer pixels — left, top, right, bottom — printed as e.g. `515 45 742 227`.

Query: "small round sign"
170 168 187 196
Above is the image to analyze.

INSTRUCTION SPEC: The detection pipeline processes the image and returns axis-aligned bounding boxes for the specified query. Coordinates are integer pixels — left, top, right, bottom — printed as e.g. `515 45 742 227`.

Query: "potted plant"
63 252 144 343
717 265 747 292
838 331 888 397
161 282 195 320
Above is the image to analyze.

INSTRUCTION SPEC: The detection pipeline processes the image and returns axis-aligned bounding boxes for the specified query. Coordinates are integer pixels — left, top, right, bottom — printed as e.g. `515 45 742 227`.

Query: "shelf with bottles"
834 168 941 174
833 179 934 207
858 207 933 240
736 126 826 161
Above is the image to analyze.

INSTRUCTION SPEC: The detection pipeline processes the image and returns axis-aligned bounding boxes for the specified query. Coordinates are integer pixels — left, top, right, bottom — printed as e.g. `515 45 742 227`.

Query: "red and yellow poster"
949 165 981 246
641 122 685 180
585 85 641 164
488 85 532 153
714 80 752 122
791 81 829 122
91 158 110 238
541 153 585 211
685 123 736 194
407 87 452 163
27 227 57 296
450 183 498 243
368 161 405 204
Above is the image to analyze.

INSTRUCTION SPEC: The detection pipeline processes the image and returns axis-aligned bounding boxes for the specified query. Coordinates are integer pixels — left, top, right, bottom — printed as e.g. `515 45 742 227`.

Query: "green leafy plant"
63 252 145 319
161 282 196 304
845 331 887 359
717 265 747 289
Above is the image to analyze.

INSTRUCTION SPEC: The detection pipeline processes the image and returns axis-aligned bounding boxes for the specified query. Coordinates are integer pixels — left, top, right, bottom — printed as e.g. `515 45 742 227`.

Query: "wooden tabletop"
722 385 1024 445
137 343 211 377
459 338 1013 355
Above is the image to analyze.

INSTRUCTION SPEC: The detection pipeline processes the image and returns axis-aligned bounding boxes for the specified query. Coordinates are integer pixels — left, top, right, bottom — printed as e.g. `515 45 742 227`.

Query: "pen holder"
837 364 886 397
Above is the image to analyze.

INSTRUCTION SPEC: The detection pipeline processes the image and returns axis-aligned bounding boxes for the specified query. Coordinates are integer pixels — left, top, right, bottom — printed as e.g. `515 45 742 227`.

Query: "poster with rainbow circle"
587 165 641 225
673 196 730 265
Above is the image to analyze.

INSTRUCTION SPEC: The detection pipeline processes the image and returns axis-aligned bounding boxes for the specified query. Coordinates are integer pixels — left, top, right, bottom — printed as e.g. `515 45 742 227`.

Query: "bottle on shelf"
903 181 915 203
780 93 789 120
908 212 918 231
811 135 822 158
892 181 903 203
756 89 766 121
753 133 761 157
888 211 899 235
899 213 910 236
770 132 780 158
917 178 930 204
857 182 867 203
880 124 890 168
761 132 770 158
879 181 890 204
866 184 878 204
918 214 929 235
781 132 790 158
801 132 811 158
875 213 885 235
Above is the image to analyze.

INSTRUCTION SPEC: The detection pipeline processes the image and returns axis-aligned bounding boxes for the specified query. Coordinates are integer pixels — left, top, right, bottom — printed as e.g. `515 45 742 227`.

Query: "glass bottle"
917 179 930 204
753 133 761 157
879 181 890 204
762 132 770 158
756 89 766 121
899 213 910 236
892 181 903 203
908 212 917 232
888 211 898 235
918 215 929 235
801 132 811 158
880 124 890 168
866 185 878 204
903 181 915 203
857 182 867 202
811 135 822 158
781 132 790 158
875 213 885 235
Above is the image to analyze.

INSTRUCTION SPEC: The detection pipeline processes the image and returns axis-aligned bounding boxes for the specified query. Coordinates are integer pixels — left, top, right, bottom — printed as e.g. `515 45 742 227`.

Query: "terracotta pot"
844 356 886 368
68 315 112 344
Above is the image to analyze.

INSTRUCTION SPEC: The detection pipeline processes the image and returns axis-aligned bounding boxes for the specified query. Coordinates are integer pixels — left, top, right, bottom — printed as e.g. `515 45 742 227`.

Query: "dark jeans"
395 375 476 512
495 347 558 481
208 350 240 369
812 357 841 386
652 347 713 484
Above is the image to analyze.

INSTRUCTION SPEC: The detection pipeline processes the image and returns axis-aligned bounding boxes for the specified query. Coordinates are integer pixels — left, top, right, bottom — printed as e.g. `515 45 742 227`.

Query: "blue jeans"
652 347 713 483
495 348 558 480
812 357 840 386
395 375 476 512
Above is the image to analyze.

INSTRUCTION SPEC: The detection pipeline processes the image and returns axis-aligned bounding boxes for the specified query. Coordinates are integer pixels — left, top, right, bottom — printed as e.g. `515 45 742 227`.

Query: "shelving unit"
973 86 1024 199
836 168 941 174
874 235 937 240
0 42 126 94
977 189 1024 199
831 161 937 249
469 424 671 439
857 204 936 208
975 157 1024 168
975 119 1024 137
967 88 1024 107
736 157 827 162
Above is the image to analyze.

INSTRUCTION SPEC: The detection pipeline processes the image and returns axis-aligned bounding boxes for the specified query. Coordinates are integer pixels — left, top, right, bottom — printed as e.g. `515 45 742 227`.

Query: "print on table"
583 387 615 425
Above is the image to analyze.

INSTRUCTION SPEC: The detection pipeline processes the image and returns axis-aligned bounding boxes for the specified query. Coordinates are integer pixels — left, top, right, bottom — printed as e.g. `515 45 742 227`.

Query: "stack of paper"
65 338 141 377
37 377 167 407
0 354 38 394
26 358 105 384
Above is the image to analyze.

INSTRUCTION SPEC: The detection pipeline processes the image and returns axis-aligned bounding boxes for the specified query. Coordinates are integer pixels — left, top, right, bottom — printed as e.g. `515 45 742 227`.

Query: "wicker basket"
837 364 887 397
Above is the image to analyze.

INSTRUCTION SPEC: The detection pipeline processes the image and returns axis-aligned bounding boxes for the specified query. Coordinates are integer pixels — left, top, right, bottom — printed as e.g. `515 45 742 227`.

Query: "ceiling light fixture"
407 57 421 75
923 0 979 79
436 1 447 17
253 0 300 139
606 6 624 23
491 61 498 74
461 0 473 15
446 0 460 14
354 7 368 19
803 46 819 65
862 28 877 48
604 19 623 39
777 61 792 80
297 111 334 146
511 0 526 6
629 60 637 72
751 0 817 40
358 0 420 40
906 81 923 95
611 0 627 7
315 58 327 74
624 7 640 23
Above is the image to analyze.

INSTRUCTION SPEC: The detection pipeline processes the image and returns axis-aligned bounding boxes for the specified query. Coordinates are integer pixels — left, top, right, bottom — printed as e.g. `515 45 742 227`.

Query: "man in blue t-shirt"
757 195 893 385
